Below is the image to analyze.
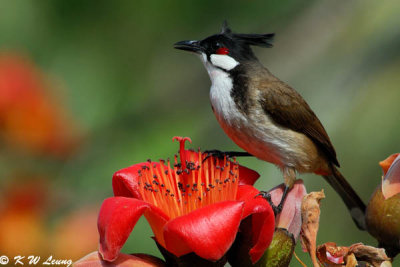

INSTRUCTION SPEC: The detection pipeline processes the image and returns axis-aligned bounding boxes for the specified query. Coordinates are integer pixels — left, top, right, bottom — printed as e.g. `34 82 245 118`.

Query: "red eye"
216 47 229 55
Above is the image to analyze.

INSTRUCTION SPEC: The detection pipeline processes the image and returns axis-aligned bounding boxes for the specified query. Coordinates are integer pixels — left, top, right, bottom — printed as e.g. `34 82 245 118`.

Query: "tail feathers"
323 167 366 230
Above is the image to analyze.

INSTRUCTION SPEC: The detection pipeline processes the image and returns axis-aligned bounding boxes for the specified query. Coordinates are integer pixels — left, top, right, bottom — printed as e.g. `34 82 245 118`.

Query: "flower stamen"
137 137 239 219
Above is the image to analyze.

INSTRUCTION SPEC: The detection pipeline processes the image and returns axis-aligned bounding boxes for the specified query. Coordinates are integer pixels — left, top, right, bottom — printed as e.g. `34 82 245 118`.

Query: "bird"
174 21 366 230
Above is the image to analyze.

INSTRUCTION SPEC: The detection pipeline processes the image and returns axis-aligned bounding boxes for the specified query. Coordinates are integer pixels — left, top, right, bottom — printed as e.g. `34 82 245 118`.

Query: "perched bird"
174 22 366 230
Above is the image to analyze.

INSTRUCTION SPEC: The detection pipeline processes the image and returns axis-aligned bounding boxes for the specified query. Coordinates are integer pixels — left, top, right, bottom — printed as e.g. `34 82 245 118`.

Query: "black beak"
174 40 202 53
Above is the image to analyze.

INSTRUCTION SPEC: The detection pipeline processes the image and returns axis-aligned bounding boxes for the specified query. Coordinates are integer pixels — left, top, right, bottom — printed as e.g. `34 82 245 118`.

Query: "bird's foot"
256 191 283 216
202 150 226 163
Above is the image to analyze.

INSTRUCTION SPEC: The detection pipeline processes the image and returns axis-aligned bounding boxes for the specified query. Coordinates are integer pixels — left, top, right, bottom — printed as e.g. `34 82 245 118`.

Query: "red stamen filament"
137 150 239 219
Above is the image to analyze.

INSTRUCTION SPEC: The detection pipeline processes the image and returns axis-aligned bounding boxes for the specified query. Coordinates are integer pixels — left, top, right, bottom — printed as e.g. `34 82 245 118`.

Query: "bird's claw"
256 191 283 216
202 150 229 163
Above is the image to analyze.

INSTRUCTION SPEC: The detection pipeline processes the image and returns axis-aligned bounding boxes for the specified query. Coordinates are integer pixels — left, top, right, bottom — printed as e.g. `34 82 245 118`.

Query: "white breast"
200 53 319 172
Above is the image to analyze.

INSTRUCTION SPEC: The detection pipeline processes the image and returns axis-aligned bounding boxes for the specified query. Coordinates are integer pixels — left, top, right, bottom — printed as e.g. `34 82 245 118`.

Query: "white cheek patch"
210 54 239 71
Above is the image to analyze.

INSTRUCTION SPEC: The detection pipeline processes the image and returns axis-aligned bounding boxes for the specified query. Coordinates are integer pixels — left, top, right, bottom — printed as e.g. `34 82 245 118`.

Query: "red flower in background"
0 53 80 157
98 137 275 264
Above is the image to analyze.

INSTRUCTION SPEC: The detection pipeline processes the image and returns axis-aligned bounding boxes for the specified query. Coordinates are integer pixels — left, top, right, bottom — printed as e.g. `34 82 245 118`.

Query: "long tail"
323 166 366 230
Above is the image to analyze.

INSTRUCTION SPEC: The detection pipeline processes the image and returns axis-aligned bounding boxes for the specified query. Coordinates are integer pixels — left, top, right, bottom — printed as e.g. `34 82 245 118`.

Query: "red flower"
97 137 275 264
0 53 80 157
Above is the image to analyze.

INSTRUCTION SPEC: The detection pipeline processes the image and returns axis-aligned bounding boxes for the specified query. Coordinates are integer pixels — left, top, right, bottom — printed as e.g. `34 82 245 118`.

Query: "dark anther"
184 169 190 174
153 174 157 179
198 197 202 201
165 170 169 175
170 194 175 197
229 170 234 175
176 169 183 175
187 162 195 170
161 184 165 187
186 184 190 188
147 159 152 163
174 163 182 168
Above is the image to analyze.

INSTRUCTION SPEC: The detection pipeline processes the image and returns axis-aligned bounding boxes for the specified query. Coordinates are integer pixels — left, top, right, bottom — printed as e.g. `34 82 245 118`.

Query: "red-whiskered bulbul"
174 22 366 230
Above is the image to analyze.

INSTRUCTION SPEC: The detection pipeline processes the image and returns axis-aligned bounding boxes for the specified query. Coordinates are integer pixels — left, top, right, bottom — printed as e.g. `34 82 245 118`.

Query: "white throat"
199 53 241 125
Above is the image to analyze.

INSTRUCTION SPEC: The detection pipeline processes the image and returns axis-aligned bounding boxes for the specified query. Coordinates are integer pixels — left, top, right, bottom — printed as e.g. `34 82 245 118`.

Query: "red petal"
113 162 165 200
112 164 147 199
238 166 260 186
379 153 399 175
236 185 275 263
98 197 150 261
163 201 244 260
75 251 166 267
382 154 400 199
144 206 170 247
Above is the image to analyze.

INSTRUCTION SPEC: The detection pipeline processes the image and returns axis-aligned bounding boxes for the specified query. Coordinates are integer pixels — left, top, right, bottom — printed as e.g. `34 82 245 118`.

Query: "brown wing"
258 80 339 167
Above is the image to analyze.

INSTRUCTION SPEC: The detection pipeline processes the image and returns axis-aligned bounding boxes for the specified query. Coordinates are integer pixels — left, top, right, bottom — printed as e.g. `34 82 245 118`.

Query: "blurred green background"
1 0 399 266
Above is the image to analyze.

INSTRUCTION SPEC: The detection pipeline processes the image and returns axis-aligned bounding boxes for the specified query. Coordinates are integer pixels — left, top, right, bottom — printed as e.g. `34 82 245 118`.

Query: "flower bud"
366 153 400 257
258 228 295 267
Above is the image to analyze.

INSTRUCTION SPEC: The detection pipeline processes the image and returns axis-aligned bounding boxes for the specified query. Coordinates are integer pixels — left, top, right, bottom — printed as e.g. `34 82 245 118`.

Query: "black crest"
221 21 275 48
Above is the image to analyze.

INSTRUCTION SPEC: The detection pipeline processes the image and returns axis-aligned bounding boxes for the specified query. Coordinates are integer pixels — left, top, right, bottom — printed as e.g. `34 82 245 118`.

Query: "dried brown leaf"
315 242 391 267
300 190 325 267
316 243 344 267
345 253 357 267
348 243 390 267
